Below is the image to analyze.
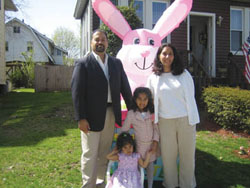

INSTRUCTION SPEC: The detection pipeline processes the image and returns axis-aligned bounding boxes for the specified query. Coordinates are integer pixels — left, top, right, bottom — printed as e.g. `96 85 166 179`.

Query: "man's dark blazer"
71 52 132 131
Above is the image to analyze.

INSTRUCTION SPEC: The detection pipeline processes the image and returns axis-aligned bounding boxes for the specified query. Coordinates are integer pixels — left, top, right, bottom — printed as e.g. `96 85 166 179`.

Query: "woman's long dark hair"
130 87 154 113
152 43 184 76
116 132 136 153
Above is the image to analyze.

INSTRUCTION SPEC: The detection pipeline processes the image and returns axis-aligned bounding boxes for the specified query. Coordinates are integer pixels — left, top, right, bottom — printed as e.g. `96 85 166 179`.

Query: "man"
71 29 132 188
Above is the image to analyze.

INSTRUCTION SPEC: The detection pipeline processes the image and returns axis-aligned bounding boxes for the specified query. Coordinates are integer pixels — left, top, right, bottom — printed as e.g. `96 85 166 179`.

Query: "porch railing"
179 50 211 104
227 53 250 90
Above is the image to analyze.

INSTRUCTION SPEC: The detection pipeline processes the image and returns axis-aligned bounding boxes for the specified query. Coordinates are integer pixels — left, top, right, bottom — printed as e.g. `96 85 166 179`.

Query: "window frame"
111 0 118 6
13 26 21 33
57 49 62 56
152 0 168 28
5 41 8 52
248 9 250 37
27 41 33 52
134 0 144 26
230 7 250 54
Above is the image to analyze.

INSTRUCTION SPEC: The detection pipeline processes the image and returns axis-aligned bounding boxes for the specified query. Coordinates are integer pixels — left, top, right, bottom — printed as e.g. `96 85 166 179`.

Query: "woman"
147 43 200 188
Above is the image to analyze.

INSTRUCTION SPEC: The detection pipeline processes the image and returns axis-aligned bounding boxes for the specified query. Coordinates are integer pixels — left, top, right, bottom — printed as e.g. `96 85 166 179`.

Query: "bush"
202 86 250 133
9 52 35 88
99 2 142 56
9 68 26 88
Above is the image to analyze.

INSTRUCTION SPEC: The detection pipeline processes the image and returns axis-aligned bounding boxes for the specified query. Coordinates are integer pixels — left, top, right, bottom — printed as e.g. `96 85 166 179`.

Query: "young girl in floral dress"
106 132 152 188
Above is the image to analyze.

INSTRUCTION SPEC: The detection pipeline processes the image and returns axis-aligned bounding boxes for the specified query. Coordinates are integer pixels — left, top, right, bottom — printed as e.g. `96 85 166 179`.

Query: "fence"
35 65 74 92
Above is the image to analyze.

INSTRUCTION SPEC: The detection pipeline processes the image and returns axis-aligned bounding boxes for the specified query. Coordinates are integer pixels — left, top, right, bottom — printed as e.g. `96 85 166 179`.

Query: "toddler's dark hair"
116 132 136 153
130 87 154 113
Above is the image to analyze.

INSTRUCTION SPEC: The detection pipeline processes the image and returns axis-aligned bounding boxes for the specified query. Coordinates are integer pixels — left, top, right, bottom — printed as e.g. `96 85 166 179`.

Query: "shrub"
99 2 142 56
63 56 74 66
9 67 25 88
9 52 35 88
202 86 250 133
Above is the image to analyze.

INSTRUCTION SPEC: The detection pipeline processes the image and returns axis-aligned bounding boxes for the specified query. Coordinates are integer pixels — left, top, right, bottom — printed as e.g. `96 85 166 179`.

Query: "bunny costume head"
92 0 193 91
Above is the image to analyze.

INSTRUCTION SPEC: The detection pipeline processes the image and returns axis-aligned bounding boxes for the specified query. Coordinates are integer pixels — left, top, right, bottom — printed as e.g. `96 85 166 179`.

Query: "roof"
30 27 67 54
6 18 68 63
5 0 18 11
74 0 88 19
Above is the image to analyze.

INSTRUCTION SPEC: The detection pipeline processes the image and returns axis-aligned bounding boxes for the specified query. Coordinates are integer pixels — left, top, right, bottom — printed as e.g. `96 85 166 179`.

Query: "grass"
0 89 81 188
0 89 249 188
196 131 249 188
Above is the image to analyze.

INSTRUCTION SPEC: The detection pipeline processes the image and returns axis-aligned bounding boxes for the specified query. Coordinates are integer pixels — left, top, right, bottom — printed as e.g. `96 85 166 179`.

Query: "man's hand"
78 119 90 133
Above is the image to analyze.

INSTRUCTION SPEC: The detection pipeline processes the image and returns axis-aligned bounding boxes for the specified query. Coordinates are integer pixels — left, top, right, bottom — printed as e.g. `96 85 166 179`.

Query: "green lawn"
0 89 249 188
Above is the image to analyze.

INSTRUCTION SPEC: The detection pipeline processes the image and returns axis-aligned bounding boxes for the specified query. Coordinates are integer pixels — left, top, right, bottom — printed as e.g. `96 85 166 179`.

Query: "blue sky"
8 0 80 38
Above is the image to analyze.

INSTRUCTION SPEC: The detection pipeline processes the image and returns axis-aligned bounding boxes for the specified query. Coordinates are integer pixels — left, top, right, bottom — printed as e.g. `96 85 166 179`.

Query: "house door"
188 13 216 77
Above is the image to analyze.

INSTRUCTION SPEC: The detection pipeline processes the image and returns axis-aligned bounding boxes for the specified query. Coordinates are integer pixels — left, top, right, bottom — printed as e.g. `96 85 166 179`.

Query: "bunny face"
117 29 161 89
117 44 158 90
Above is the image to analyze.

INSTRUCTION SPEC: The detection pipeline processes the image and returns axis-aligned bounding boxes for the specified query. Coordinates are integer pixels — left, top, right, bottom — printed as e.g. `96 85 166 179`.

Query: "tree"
13 0 26 10
100 2 142 56
52 27 80 65
5 0 28 20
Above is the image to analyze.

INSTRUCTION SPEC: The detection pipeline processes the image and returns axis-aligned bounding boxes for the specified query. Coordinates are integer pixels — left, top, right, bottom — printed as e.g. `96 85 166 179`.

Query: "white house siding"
36 34 50 52
83 4 92 57
0 0 6 84
52 54 64 65
5 20 49 63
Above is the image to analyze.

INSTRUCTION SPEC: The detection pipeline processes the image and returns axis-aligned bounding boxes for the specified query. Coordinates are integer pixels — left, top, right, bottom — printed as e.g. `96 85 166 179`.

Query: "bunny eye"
133 38 140 44
148 38 154 46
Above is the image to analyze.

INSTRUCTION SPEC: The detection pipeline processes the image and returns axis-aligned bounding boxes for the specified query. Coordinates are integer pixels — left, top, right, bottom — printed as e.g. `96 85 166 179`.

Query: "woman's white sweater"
147 69 200 126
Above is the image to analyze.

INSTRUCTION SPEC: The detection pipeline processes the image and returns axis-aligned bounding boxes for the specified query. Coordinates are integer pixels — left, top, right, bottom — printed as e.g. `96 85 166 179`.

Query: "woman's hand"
151 141 158 154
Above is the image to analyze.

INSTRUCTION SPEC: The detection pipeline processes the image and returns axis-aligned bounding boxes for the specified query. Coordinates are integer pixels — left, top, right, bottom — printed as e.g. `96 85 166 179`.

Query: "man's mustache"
97 44 104 48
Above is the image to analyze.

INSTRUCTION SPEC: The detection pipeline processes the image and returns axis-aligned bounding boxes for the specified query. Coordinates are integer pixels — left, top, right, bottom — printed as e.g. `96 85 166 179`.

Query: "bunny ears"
92 0 132 39
92 0 193 41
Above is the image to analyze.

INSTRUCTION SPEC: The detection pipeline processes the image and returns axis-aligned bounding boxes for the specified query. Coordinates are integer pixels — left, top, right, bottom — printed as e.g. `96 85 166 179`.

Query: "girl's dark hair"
152 43 184 76
130 87 154 113
116 132 136 153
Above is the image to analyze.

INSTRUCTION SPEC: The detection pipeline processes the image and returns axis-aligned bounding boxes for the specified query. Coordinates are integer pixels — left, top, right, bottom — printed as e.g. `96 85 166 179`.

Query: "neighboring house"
0 0 17 91
74 0 250 89
5 18 68 65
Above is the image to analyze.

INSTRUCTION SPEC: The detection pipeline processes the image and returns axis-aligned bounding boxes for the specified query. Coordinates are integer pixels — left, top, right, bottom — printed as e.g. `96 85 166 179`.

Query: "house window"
230 9 242 51
111 0 118 6
57 49 61 56
230 7 250 52
27 41 33 51
13 26 21 33
152 2 167 28
5 42 8 51
99 0 118 27
132 0 169 30
134 0 144 26
249 10 250 36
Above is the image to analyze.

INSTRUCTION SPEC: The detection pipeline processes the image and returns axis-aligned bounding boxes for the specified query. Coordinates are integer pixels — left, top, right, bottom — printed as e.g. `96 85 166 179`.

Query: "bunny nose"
141 51 150 58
